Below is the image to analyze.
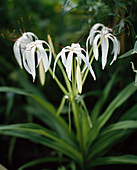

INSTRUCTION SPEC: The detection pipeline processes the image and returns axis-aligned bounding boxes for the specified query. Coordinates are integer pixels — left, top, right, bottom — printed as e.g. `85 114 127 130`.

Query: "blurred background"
0 0 137 169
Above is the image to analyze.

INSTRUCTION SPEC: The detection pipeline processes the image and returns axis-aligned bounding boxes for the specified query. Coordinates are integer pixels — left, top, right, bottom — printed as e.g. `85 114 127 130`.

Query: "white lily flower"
13 32 38 68
86 23 120 69
53 43 96 84
131 62 137 86
23 40 52 81
132 41 137 54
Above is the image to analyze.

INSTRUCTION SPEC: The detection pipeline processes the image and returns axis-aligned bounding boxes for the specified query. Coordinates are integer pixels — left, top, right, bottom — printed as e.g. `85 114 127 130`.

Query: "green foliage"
1 0 137 169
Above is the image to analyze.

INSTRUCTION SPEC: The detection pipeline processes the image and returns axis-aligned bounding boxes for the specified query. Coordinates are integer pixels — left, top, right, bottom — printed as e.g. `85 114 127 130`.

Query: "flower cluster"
86 23 120 69
13 32 52 81
13 23 120 91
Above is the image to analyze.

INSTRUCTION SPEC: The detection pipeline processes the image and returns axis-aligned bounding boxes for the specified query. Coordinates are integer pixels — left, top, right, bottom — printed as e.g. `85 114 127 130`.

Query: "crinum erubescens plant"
0 22 137 170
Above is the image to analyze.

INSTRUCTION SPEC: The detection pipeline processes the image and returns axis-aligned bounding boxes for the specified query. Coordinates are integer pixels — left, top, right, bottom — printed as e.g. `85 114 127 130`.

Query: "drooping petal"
132 41 137 54
53 51 65 78
24 32 38 42
79 53 96 80
65 51 73 81
86 30 100 57
93 34 101 61
23 45 36 80
106 34 120 65
42 40 52 68
101 36 109 69
13 39 23 68
89 23 104 44
37 44 49 73
61 51 67 67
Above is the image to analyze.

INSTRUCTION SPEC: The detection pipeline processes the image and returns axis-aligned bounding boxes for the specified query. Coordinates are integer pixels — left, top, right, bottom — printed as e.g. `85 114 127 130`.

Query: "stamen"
17 20 23 34
116 31 130 38
21 17 26 32
28 16 34 33
77 29 89 44
54 43 64 49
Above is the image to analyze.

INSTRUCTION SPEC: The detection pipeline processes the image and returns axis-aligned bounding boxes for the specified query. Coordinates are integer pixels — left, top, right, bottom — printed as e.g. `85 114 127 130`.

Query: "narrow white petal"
89 23 104 44
107 35 120 65
101 36 109 69
86 30 100 57
28 47 36 81
37 44 49 73
79 53 96 80
53 51 64 78
13 40 23 68
42 40 52 68
61 52 67 67
66 51 73 81
24 45 36 80
23 45 32 74
93 34 101 60
24 32 38 41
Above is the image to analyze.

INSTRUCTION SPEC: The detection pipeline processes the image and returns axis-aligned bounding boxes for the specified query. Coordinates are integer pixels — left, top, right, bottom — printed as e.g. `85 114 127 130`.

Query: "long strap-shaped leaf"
98 82 137 129
91 71 118 123
88 155 137 167
18 157 69 170
87 82 137 149
88 120 137 160
101 120 137 135
0 123 82 163
0 87 75 146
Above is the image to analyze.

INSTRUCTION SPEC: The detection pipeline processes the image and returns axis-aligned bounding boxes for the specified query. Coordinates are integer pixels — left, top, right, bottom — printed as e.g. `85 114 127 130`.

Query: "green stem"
71 99 84 164
49 67 69 96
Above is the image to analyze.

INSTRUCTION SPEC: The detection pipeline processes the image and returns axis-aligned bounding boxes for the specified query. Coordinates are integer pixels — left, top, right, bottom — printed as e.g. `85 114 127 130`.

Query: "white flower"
13 32 38 68
132 41 137 54
53 43 96 84
131 62 137 86
86 23 120 69
23 40 52 81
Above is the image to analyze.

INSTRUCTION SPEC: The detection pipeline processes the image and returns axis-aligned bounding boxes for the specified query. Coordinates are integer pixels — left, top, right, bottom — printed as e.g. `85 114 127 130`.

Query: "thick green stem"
71 99 84 165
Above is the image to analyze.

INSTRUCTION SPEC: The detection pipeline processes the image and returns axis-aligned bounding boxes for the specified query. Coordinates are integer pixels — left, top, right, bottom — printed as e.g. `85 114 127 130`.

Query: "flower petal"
37 44 49 73
93 34 101 61
101 36 109 69
23 45 36 81
41 40 52 68
66 51 73 81
13 39 23 68
53 51 64 78
79 53 96 80
89 23 104 44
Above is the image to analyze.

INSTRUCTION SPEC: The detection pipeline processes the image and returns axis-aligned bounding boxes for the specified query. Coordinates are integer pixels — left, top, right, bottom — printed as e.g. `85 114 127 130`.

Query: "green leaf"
0 86 75 145
88 120 137 160
0 123 82 163
101 120 137 135
118 49 134 59
87 82 137 150
18 157 69 170
91 71 118 123
120 104 137 120
89 155 137 167
98 82 137 129
113 0 122 15
87 130 127 160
